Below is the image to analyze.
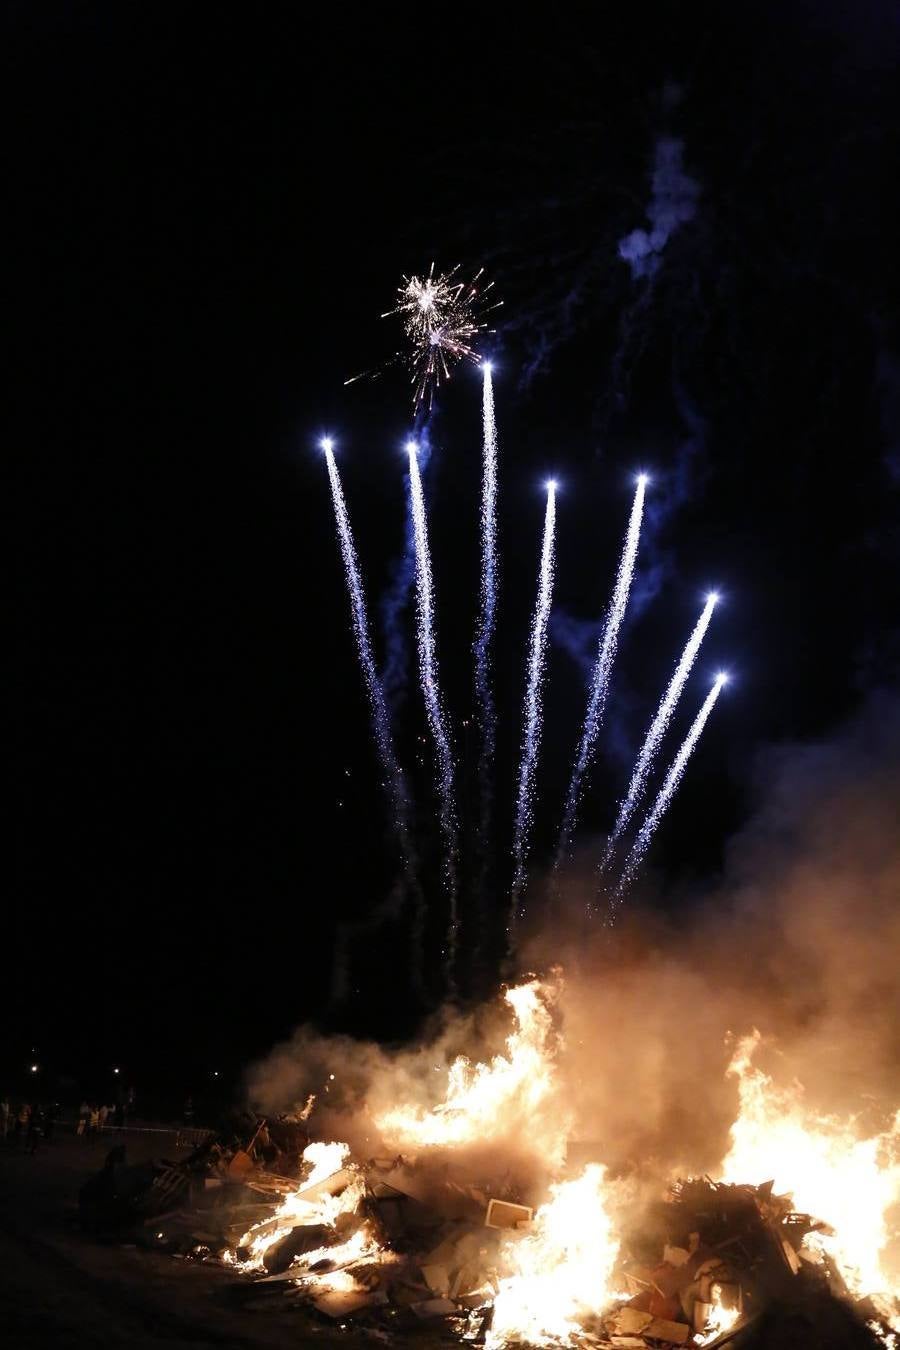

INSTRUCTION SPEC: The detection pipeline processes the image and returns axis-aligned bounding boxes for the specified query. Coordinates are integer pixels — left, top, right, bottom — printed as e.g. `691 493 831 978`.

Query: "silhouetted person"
26 1105 44 1155
15 1102 30 1142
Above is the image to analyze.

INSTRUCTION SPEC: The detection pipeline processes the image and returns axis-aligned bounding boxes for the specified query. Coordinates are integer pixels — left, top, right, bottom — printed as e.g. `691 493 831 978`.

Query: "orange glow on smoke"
374 980 568 1166
719 1030 900 1324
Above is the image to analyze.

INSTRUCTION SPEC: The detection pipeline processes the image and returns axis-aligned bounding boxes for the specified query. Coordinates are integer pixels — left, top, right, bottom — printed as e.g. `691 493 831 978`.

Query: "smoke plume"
618 137 700 282
249 692 900 1194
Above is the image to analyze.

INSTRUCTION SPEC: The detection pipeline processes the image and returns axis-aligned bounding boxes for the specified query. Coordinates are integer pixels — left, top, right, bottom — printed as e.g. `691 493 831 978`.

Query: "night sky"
9 5 900 1107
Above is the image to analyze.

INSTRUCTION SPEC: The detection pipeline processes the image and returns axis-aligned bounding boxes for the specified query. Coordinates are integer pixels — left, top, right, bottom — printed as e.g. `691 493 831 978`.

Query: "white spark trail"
600 591 718 874
510 481 558 931
474 365 499 842
323 445 422 949
407 442 459 977
556 475 647 864
612 674 727 904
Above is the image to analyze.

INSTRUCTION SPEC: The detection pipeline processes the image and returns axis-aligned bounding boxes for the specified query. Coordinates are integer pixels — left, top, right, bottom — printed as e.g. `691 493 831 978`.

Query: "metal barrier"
63 1120 214 1149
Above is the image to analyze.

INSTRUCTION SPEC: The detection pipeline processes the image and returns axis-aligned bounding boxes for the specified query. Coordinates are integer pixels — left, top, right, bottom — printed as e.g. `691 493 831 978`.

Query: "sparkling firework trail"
510 481 558 931
322 442 424 963
613 673 728 904
387 264 500 414
406 441 459 978
556 474 647 865
474 364 499 848
599 591 719 875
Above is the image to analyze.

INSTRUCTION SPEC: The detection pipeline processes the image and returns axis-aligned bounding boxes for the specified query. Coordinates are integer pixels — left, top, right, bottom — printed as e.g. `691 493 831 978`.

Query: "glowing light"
374 981 568 1165
113 1067 120 1074
613 672 727 901
707 590 720 605
482 360 493 374
320 436 334 452
636 472 650 486
557 475 647 864
719 1033 900 1312
407 442 459 976
600 591 718 874
695 1285 741 1346
510 481 557 925
474 363 500 863
488 1165 621 1348
233 1141 377 1272
384 263 501 413
322 443 418 889
30 1064 38 1073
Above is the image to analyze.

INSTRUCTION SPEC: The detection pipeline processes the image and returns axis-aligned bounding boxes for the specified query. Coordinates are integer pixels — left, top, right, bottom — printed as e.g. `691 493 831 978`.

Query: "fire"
234 1140 370 1271
215 978 900 1345
719 1031 900 1313
287 1225 386 1287
374 981 568 1165
299 1140 351 1186
694 1282 741 1346
488 1165 621 1348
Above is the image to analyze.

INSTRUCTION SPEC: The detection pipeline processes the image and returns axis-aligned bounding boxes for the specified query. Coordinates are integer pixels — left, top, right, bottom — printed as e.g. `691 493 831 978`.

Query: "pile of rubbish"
79 1115 893 1348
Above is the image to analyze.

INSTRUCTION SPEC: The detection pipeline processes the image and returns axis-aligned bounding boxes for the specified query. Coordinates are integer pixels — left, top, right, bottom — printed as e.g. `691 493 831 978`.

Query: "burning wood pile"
79 980 900 1348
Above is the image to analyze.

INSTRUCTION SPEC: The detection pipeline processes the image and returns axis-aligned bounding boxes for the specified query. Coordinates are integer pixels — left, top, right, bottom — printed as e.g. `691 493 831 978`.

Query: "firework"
321 441 426 974
510 481 558 931
322 440 410 828
599 591 719 877
407 440 460 981
387 263 500 413
474 363 500 855
556 474 647 865
612 673 728 904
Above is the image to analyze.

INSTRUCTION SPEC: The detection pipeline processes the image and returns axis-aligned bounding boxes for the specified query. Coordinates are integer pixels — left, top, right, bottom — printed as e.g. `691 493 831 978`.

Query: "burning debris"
79 979 900 1348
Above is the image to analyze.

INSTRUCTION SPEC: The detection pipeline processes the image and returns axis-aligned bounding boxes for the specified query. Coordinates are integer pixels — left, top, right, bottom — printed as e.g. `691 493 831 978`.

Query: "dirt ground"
0 1128 379 1350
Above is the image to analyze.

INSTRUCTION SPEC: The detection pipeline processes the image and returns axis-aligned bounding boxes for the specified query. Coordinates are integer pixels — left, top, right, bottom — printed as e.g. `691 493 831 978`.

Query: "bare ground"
0 1130 373 1350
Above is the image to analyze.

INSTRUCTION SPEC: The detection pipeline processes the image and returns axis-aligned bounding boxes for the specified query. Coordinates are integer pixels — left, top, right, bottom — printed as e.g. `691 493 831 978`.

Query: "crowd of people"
1 1095 125 1153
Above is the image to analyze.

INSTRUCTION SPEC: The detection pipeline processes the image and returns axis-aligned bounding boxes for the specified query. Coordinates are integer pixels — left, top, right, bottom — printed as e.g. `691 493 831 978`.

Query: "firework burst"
387 264 500 412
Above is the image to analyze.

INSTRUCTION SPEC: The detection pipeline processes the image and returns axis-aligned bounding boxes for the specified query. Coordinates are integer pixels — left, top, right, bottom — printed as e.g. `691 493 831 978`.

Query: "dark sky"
8 4 900 1102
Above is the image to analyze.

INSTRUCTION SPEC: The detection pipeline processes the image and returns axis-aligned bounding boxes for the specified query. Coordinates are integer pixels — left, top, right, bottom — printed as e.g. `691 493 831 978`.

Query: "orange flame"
233 1141 370 1271
374 981 568 1166
719 1031 900 1321
694 1282 741 1346
488 1165 622 1347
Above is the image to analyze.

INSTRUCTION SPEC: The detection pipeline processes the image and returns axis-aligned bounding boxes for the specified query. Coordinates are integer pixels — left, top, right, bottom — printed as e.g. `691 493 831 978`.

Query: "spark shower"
322 368 729 984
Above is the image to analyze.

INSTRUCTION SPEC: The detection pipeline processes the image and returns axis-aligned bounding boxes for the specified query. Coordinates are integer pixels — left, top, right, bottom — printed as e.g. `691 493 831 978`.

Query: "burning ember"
84 977 900 1347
